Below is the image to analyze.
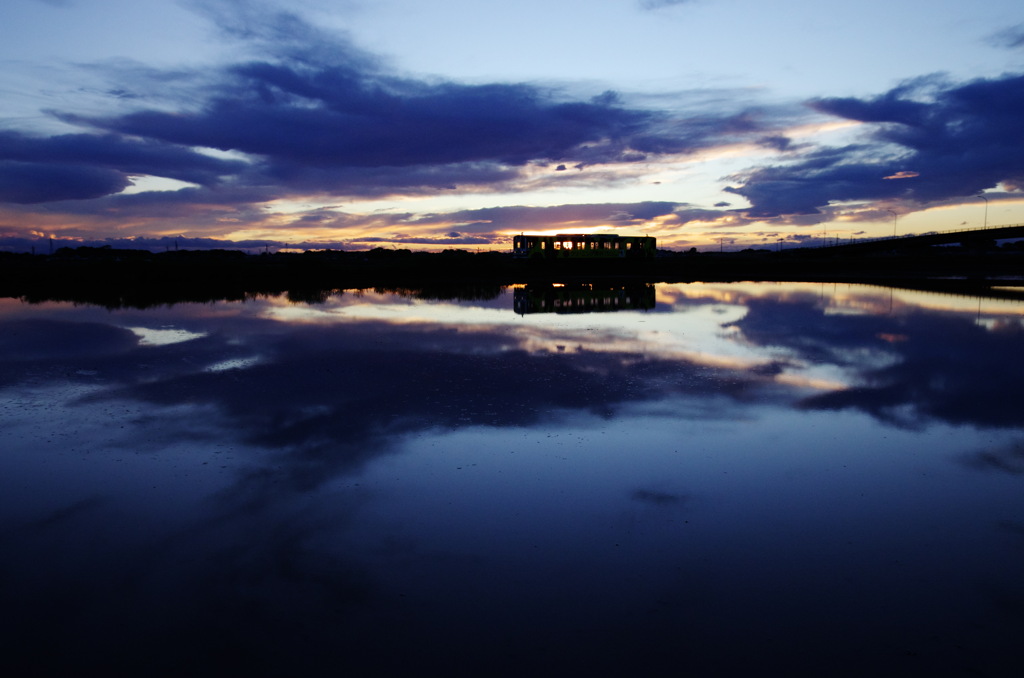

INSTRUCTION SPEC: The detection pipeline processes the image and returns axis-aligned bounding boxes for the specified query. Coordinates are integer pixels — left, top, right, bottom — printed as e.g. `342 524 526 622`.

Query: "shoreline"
2 247 1023 309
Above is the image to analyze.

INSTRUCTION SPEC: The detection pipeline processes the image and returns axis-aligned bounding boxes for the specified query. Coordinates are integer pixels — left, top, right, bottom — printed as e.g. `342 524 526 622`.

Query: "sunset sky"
2 0 1024 252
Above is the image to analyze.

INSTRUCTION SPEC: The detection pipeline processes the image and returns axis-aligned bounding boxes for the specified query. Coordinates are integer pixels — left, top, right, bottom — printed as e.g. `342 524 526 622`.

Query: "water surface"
2 282 1023 676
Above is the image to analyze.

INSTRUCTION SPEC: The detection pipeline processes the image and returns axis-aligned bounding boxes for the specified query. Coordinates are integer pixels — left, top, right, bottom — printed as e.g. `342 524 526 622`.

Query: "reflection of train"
514 283 656 315
512 233 656 259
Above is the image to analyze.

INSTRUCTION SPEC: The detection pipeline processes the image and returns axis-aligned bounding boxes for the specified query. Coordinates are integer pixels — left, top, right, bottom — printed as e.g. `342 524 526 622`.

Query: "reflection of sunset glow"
509 226 618 237
877 333 908 343
182 282 1024 401
659 281 1024 319
775 373 849 391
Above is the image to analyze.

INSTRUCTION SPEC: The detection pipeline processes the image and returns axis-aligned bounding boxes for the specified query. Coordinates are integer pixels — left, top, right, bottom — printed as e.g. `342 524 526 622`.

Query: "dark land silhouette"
2 233 1023 309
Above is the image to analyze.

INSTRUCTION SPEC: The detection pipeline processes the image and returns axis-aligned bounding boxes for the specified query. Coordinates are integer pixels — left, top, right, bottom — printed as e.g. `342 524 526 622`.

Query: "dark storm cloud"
0 4 783 210
88 73 655 171
0 161 130 204
0 131 245 183
0 130 245 204
251 159 522 197
727 74 1024 216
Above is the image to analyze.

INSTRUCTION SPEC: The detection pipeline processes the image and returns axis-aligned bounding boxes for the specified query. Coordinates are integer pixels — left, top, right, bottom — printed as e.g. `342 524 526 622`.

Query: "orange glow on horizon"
501 226 618 237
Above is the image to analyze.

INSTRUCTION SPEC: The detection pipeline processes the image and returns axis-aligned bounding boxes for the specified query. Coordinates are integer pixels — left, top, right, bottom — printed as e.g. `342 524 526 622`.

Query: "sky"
2 0 1024 252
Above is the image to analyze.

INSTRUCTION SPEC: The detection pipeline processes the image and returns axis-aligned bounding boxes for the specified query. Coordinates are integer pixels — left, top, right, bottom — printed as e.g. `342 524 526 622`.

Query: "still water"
2 282 1023 676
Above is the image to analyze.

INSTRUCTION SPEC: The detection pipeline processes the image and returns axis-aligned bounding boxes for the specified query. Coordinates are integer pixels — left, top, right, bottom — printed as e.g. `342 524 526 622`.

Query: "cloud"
962 441 1024 476
19 1 1020 247
639 0 696 8
421 201 680 234
0 2 785 220
0 161 130 204
726 74 1024 216
357 234 493 246
0 131 245 204
990 24 1024 49
48 4 685 199
185 0 382 70
108 79 628 165
0 199 691 252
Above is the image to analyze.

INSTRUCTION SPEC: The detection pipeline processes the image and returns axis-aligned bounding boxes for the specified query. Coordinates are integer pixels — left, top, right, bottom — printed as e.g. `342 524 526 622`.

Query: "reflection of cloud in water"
996 519 1024 538
658 282 1024 319
730 294 1024 428
0 318 139 362
632 489 687 506
961 440 1024 475
2 488 380 676
95 319 779 486
20 496 107 531
3 284 1024 675
124 325 207 346
204 356 261 372
0 306 792 660
49 313 781 644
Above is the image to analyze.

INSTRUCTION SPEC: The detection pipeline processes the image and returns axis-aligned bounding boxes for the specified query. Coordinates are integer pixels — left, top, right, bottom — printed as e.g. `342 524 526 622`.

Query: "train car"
512 233 656 259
